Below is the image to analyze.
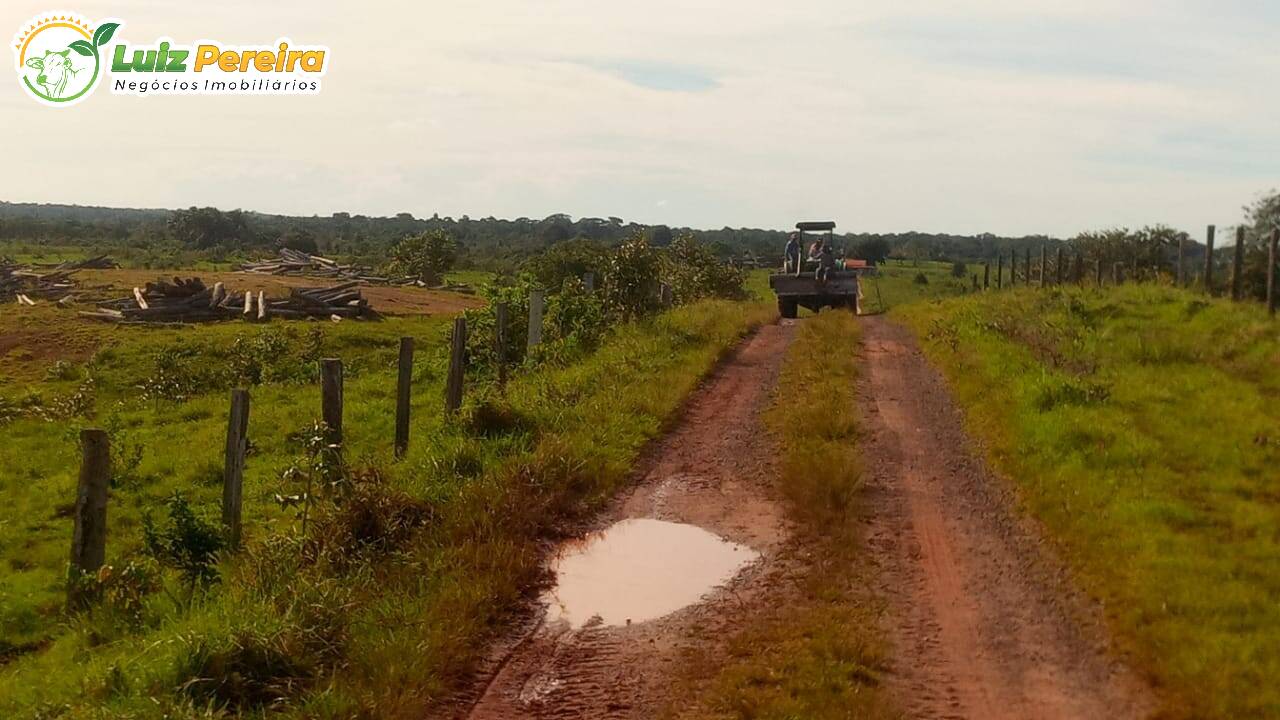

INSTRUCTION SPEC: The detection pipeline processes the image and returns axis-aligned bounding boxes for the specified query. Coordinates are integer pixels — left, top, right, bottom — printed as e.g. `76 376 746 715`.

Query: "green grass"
0 296 776 718
897 284 1280 720
0 314 455 652
867 259 970 311
674 309 895 720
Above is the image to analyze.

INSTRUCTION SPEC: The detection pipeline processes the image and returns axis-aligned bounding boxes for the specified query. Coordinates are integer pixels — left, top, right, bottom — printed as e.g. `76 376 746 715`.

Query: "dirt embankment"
857 316 1153 719
456 323 796 719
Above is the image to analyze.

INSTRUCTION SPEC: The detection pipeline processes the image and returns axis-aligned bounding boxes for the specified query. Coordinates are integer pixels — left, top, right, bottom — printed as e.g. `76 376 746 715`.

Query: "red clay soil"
454 323 797 720
857 316 1153 719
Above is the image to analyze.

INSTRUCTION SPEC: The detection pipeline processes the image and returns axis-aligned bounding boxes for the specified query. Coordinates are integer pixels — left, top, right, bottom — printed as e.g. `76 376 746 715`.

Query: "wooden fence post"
394 338 413 458
997 256 1004 289
1055 248 1064 285
1204 224 1216 294
527 290 545 352
222 389 249 548
1025 249 1032 287
494 302 508 388
1096 258 1103 287
320 358 343 445
1039 246 1047 288
1232 226 1246 301
582 272 595 291
445 317 467 413
1269 228 1278 317
68 429 109 609
1177 233 1186 287
971 274 979 292
983 263 990 290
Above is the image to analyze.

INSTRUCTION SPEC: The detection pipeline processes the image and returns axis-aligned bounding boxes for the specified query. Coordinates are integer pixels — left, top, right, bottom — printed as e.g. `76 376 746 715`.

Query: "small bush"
386 229 457 284
603 232 662 320
913 272 929 285
306 473 434 566
950 261 967 278
663 234 746 304
142 493 226 589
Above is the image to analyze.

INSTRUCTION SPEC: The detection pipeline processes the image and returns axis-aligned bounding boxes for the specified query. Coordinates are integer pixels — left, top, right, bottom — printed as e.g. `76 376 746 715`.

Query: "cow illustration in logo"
25 47 80 98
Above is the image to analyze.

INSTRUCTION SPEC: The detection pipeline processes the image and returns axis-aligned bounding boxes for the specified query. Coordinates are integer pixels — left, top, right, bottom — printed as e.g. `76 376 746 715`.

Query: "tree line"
2 194 1276 297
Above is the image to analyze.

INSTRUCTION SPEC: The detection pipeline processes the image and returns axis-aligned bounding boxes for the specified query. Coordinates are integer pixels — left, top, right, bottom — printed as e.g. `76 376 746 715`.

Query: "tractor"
768 221 867 319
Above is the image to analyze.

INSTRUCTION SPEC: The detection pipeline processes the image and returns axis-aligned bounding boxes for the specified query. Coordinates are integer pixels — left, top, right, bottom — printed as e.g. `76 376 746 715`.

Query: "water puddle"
543 517 758 629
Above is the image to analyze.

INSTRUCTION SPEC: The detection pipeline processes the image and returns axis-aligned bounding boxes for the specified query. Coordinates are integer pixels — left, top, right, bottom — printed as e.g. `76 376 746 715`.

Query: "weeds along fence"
969 227 1279 318
63 275 676 609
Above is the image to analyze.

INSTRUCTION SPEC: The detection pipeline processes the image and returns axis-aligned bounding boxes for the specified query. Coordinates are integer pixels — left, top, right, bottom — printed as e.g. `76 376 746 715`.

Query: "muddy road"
448 316 1153 719
457 322 797 719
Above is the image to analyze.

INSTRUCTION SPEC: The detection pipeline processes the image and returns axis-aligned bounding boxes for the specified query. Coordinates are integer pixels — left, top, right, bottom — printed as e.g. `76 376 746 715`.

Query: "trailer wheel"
778 298 798 319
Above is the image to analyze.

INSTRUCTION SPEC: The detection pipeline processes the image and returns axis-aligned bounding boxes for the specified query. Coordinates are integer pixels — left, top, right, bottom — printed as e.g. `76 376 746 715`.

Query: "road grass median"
673 309 895 720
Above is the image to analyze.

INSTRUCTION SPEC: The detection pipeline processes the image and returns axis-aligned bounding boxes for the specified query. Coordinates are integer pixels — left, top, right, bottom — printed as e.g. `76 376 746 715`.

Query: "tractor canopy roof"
795 221 836 231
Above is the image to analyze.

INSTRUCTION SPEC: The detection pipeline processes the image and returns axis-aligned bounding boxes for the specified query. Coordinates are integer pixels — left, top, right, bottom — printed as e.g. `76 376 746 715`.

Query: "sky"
2 1 1277 237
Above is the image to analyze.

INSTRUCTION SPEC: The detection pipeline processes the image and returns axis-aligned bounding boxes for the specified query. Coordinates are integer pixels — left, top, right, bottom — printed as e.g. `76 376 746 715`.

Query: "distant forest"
0 201 1072 270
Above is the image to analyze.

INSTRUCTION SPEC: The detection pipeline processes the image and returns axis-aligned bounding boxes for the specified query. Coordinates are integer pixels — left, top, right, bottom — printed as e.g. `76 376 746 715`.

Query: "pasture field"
0 271 775 717
898 284 1280 719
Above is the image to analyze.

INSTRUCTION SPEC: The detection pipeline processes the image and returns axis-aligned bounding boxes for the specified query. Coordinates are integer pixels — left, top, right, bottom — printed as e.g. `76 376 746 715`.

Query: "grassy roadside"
1 297 775 719
896 284 1279 719
673 309 895 720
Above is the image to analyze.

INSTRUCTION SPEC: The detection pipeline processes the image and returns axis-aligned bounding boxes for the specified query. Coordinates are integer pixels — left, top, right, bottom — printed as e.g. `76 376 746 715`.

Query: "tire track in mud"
456 322 796 720
857 316 1154 720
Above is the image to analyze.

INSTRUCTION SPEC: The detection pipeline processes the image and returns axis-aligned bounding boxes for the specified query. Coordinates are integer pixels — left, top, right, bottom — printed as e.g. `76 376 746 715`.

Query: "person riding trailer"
816 242 838 286
784 231 803 274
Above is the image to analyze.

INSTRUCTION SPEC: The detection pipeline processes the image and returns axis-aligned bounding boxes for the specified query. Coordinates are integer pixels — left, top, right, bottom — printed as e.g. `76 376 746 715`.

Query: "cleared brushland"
897 284 1279 719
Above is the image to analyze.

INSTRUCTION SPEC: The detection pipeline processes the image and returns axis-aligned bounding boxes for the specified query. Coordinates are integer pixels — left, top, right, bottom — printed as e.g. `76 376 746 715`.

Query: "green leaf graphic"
93 22 119 47
69 40 94 56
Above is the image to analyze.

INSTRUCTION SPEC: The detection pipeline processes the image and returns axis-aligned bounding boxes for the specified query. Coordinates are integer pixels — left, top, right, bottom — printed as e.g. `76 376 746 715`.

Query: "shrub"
913 272 929 285
386 229 458 283
663 233 746 304
522 238 607 291
603 232 662 320
951 261 967 278
544 277 608 351
142 493 226 591
463 278 532 371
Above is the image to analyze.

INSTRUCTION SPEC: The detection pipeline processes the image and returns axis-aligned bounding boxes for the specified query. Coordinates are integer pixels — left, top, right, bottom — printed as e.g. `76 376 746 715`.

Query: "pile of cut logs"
238 248 404 284
2 258 81 305
79 277 378 324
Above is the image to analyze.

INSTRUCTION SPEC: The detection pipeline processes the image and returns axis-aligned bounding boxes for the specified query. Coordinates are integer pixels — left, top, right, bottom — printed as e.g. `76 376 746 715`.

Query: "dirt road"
450 315 1153 720
457 322 796 719
857 316 1152 719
